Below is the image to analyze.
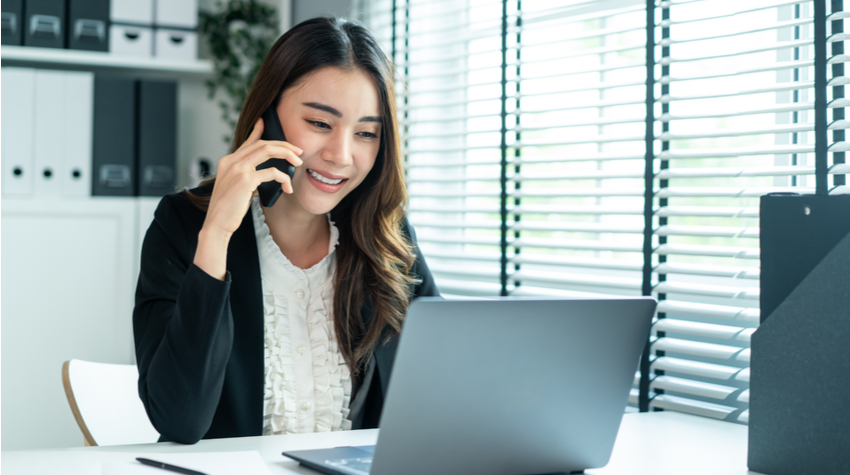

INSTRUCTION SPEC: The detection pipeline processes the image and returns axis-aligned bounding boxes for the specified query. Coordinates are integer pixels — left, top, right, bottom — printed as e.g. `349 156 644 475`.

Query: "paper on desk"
102 450 272 475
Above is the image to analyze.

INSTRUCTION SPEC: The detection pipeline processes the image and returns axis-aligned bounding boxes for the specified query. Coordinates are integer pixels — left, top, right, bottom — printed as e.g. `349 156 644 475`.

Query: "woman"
133 17 439 444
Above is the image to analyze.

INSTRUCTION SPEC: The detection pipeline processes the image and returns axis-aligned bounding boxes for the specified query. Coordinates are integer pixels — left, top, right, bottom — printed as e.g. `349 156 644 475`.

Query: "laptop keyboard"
324 457 373 475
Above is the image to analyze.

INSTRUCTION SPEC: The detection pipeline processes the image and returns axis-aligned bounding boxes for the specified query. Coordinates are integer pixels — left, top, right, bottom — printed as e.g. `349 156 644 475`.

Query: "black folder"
67 0 109 51
23 0 65 48
92 76 136 196
749 193 850 475
137 80 177 197
1 0 23 45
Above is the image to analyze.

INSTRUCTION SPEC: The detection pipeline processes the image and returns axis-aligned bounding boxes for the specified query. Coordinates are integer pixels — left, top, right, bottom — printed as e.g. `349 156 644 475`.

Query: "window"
353 0 849 422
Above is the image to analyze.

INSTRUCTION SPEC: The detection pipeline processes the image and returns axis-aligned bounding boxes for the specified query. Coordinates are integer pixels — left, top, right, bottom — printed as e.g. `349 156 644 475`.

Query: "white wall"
292 0 352 25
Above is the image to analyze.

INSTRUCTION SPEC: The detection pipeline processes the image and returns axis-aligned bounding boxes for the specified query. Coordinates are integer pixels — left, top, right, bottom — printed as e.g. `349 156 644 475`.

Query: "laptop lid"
369 297 656 475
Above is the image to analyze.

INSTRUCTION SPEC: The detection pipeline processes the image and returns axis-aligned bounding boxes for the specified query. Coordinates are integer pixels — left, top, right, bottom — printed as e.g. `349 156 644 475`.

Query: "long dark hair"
184 17 417 376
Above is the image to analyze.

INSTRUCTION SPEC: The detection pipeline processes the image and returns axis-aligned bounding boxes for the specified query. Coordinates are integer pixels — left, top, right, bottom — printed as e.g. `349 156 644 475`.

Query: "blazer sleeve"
133 195 234 444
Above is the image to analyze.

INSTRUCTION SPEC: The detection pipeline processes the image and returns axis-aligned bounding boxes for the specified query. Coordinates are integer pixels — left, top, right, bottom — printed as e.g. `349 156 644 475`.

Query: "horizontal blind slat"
655 262 760 279
649 394 737 420
651 356 744 381
655 282 759 300
651 375 739 400
656 300 760 322
652 337 748 360
653 319 752 340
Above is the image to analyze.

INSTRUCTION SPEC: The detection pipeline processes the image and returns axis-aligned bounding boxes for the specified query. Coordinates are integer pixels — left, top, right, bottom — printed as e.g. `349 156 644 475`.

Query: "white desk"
1 412 762 474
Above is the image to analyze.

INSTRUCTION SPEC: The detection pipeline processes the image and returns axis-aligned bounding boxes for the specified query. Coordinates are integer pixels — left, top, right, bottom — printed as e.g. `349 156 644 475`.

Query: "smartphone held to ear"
256 106 296 207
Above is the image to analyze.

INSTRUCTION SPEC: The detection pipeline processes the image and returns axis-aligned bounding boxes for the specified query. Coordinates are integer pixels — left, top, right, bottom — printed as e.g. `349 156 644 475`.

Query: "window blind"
353 0 848 422
357 0 650 297
641 0 815 422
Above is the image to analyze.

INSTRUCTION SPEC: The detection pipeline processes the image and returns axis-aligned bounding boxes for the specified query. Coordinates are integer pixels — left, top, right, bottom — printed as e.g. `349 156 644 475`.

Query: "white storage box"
155 0 197 29
110 0 153 25
154 28 196 61
110 25 153 57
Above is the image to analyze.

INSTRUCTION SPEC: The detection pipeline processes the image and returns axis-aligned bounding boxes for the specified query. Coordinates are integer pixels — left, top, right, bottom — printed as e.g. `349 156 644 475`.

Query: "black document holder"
92 76 136 196
137 80 177 197
748 194 850 475
67 0 109 52
1 0 23 45
23 0 65 48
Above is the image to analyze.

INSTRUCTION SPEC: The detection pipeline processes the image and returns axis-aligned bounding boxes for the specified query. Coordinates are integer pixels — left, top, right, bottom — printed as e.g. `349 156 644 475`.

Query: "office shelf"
1 45 212 77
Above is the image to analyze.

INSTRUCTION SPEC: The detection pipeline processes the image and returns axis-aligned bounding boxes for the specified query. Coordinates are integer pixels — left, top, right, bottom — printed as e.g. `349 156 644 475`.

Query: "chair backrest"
62 359 160 446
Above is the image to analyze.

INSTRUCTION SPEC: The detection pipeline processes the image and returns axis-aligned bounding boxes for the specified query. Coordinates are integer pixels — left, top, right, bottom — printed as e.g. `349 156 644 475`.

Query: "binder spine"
1 67 36 196
92 77 136 197
137 80 177 197
1 0 23 45
67 0 110 52
62 71 94 197
33 69 65 196
23 0 65 49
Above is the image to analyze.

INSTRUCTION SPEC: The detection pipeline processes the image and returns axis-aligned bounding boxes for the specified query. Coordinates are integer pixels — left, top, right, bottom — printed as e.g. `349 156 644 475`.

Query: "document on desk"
102 450 272 475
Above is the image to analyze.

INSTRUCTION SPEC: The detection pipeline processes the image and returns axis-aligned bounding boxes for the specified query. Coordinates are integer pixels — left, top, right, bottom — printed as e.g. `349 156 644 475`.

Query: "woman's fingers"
238 142 304 171
253 166 294 194
237 118 265 152
222 118 267 170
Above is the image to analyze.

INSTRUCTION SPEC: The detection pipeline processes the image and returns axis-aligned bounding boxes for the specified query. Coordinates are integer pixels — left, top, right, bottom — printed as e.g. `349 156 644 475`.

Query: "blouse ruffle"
252 196 351 435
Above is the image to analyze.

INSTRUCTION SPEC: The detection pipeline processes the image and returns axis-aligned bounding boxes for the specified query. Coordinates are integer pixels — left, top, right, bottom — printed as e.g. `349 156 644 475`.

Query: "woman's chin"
291 191 341 217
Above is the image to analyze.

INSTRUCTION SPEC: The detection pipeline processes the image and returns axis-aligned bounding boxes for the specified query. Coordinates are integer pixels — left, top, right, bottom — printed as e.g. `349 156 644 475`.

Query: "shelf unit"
1 45 213 77
1 46 222 452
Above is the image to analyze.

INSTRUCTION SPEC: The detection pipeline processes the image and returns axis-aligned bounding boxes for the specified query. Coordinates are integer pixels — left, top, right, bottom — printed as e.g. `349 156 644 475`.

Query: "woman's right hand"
194 118 303 280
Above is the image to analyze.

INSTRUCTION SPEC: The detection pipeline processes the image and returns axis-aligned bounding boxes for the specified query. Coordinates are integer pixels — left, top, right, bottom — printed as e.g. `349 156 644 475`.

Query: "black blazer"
133 186 439 444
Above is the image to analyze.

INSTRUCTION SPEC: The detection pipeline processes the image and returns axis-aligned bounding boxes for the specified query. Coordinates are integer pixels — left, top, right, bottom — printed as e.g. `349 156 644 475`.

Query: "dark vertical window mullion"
832 0 846 188
652 1 671 406
792 3 801 187
513 1 522 292
499 0 510 296
403 0 409 173
816 0 829 194
391 0 397 63
639 0 656 414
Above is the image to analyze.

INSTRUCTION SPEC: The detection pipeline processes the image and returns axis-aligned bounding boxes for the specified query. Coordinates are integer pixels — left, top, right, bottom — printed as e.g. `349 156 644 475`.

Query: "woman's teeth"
308 169 344 185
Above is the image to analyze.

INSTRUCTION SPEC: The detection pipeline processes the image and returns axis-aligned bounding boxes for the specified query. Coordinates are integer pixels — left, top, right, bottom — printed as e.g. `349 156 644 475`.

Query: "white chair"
62 359 160 446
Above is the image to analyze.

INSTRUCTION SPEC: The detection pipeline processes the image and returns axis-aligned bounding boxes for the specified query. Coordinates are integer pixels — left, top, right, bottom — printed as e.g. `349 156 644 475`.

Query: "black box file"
137 80 177 197
92 76 136 196
23 0 65 48
1 0 23 45
67 0 109 51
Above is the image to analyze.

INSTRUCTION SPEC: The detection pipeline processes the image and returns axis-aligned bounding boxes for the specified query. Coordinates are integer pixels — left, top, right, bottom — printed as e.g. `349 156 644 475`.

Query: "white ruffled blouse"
251 196 352 435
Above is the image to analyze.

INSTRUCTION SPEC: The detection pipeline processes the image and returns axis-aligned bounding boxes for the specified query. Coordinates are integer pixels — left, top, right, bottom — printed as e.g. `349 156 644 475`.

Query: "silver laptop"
283 297 656 475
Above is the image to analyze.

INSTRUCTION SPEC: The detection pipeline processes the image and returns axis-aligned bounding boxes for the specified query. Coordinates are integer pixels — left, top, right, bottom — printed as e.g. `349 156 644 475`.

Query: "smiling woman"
275 68 382 218
132 17 439 444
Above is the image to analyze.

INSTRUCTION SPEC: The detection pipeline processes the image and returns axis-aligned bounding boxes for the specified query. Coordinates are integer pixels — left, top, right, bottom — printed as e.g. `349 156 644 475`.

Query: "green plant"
199 0 279 145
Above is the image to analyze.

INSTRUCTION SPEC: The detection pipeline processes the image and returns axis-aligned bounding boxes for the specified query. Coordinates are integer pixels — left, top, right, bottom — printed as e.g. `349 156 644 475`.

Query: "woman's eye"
308 120 330 129
358 132 378 139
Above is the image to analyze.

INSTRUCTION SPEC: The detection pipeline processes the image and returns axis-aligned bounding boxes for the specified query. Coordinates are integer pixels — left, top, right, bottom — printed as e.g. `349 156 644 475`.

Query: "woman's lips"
306 168 348 193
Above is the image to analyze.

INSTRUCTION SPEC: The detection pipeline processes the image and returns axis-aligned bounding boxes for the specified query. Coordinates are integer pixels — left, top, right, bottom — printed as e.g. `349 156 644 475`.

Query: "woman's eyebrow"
303 102 342 117
303 102 381 123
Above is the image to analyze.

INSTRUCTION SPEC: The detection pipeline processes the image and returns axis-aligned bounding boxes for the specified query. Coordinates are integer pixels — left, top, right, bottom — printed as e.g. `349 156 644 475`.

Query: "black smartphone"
256 106 296 207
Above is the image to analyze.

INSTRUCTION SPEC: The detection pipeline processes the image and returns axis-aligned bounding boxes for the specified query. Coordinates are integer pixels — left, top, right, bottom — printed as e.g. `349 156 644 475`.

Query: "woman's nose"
321 132 353 167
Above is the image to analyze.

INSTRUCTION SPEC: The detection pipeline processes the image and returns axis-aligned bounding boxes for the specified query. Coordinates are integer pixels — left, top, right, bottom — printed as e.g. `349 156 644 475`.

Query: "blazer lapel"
224 208 265 435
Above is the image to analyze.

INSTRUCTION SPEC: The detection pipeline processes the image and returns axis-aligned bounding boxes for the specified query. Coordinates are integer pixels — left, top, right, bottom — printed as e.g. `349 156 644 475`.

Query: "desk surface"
2 412 761 475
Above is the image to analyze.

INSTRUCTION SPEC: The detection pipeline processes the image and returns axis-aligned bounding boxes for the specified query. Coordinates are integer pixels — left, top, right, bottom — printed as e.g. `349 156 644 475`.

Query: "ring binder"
68 0 109 51
29 14 60 37
74 19 105 42
1 0 21 45
24 0 65 48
